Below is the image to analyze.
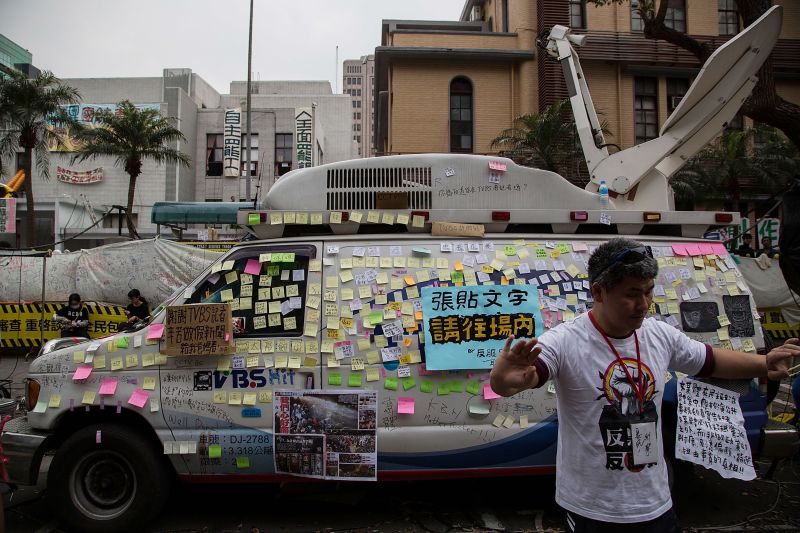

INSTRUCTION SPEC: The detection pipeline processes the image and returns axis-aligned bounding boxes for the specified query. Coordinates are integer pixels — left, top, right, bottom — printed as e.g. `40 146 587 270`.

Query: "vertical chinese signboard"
223 108 242 178
421 285 541 370
295 108 313 169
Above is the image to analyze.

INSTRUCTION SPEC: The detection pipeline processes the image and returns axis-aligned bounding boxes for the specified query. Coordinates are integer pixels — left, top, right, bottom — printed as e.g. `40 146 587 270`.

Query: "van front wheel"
48 424 170 533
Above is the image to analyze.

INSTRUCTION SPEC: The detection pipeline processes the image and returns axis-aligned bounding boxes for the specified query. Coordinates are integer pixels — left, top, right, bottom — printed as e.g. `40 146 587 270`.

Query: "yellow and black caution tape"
0 302 127 347
761 307 800 340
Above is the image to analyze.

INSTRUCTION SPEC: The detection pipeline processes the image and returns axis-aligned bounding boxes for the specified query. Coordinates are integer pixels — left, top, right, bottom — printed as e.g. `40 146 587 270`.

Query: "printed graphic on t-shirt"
596 357 659 472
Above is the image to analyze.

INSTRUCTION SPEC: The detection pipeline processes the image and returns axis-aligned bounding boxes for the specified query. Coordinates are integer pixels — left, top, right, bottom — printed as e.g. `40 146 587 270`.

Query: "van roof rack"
238 154 739 240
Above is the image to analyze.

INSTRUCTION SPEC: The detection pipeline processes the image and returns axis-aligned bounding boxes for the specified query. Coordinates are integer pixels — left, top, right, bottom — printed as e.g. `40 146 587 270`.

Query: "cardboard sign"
431 222 485 238
163 303 235 356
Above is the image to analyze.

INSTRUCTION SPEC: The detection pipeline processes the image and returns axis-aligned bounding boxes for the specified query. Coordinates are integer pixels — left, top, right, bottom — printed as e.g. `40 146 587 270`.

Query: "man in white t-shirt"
490 238 799 532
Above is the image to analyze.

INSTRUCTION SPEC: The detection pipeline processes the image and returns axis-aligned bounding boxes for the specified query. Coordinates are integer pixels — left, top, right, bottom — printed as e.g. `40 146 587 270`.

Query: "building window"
665 0 686 32
719 0 739 36
240 134 258 177
569 0 586 30
275 133 293 177
631 5 643 32
501 0 509 32
634 77 658 145
666 77 690 116
449 76 473 153
206 134 223 176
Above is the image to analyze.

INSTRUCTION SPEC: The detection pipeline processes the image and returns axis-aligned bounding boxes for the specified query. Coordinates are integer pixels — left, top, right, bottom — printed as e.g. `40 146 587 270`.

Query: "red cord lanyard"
589 311 645 415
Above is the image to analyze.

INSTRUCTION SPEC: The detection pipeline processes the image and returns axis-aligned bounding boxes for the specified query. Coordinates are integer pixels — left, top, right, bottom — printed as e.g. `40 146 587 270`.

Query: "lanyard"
588 311 645 415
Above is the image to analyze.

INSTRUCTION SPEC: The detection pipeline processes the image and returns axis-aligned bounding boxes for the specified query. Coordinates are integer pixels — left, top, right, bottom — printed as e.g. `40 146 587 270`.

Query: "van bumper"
1 417 50 486
760 418 800 458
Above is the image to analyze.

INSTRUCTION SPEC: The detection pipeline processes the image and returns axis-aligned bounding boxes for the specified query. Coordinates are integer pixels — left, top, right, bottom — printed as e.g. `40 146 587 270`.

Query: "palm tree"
72 101 190 238
0 71 81 247
490 99 577 175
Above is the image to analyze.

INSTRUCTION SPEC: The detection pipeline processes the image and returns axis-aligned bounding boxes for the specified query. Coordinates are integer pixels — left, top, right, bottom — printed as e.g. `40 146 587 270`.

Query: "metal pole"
245 0 254 201
39 255 46 348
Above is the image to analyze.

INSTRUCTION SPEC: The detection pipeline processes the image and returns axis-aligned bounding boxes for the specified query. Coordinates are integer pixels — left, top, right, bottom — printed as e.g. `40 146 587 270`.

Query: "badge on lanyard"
631 416 659 466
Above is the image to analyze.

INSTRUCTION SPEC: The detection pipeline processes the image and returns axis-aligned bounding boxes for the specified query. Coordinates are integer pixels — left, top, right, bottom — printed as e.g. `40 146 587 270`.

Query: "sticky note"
82 391 96 405
328 373 342 386
402 376 416 390
143 377 156 390
72 365 93 380
248 213 260 225
492 415 505 427
147 324 164 340
366 368 380 382
243 392 257 406
483 383 501 400
348 373 363 387
110 357 123 371
397 397 415 414
116 337 129 349
48 394 62 408
125 354 138 368
244 258 261 275
127 388 149 408
213 391 227 404
236 456 250 469
520 415 529 428
384 377 398 391
466 381 481 395
420 380 434 393
99 378 118 396
437 382 450 395
208 444 222 459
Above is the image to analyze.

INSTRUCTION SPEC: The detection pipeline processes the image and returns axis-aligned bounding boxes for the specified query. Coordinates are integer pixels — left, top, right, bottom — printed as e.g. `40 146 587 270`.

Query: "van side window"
186 245 315 337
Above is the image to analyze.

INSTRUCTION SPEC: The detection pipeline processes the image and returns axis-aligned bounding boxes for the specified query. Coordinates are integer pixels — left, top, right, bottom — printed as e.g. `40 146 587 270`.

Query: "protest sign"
163 303 235 356
273 390 377 481
422 285 540 370
676 378 755 480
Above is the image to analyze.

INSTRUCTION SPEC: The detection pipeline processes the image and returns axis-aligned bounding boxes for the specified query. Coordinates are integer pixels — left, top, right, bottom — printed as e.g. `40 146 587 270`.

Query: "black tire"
47 424 172 533
0 386 11 399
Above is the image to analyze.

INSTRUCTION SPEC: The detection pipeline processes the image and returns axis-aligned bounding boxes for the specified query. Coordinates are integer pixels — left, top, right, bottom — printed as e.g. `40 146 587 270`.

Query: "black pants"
565 507 680 533
61 328 88 339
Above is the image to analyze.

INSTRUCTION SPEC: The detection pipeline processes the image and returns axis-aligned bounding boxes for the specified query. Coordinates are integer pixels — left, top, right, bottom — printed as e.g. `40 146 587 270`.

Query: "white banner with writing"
295 108 313 169
676 378 755 480
223 108 242 177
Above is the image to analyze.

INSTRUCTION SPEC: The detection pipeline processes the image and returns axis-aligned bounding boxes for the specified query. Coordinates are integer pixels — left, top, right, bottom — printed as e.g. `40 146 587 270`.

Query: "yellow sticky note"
143 377 156 390
228 392 242 405
258 389 273 403
125 354 138 368
48 394 61 408
330 211 342 224
82 391 96 405
243 392 257 406
213 390 227 404
350 211 363 223
93 355 106 369
111 357 123 371
717 327 730 341
366 368 380 382
412 215 425 228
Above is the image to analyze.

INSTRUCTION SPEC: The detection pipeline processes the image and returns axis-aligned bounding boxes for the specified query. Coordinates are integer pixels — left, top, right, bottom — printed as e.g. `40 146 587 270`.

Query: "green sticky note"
272 252 295 263
437 382 450 395
504 245 517 256
208 444 222 458
266 265 280 276
328 373 342 386
248 213 260 225
402 376 416 391
449 380 463 393
348 373 363 387
557 243 570 254
450 272 464 283
116 337 129 349
536 248 547 258
236 456 250 469
384 377 398 391
466 381 481 395
369 312 382 325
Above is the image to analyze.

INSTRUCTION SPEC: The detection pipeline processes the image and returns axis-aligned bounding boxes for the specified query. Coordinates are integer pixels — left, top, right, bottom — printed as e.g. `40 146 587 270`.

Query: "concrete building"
1 70 355 248
343 55 375 157
374 1 800 158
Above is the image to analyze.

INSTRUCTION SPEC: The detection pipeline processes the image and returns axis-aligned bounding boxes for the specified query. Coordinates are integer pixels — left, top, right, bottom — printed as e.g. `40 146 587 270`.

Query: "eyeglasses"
591 245 653 283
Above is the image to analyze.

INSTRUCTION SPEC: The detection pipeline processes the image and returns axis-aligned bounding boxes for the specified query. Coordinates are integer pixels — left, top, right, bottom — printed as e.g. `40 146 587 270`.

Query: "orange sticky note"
454 261 463 271
415 311 423 321
404 276 416 286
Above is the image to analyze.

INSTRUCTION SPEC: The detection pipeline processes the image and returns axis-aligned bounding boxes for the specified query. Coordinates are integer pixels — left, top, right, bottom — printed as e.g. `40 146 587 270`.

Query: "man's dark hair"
68 293 81 304
588 238 658 289
742 234 752 241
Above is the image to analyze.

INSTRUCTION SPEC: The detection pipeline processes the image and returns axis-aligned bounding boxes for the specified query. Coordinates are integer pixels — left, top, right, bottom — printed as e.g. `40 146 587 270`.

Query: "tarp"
0 238 223 307
737 256 800 325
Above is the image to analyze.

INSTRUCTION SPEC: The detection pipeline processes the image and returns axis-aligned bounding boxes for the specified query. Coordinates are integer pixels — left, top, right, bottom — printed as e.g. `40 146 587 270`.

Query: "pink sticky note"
146 323 165 341
685 244 702 256
483 383 501 400
711 243 727 255
72 364 93 381
127 388 149 409
698 243 714 255
380 367 387 378
244 258 261 276
397 397 415 414
671 244 688 256
225 332 230 341
99 378 118 396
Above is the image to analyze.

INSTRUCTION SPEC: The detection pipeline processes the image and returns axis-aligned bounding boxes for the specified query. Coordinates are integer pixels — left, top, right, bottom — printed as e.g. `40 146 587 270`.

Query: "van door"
160 242 321 478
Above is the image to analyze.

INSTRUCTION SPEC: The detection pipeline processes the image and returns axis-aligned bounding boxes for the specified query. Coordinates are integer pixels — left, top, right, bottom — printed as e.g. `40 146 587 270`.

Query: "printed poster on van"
273 390 377 481
422 285 541 370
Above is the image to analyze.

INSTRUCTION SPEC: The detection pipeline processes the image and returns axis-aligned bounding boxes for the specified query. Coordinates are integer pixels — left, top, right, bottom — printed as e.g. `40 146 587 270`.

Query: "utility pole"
245 0 254 201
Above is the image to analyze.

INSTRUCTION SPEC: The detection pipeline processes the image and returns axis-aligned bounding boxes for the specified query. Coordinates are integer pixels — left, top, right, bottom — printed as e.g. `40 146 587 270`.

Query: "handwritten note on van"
163 303 235 356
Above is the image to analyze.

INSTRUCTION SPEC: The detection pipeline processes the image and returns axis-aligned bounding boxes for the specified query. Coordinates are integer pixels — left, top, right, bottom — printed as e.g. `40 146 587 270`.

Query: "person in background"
122 289 151 331
53 293 89 338
760 236 779 258
736 234 756 258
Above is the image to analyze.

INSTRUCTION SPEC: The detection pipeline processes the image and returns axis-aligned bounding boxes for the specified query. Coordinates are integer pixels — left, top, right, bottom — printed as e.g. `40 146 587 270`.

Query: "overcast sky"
1 0 465 95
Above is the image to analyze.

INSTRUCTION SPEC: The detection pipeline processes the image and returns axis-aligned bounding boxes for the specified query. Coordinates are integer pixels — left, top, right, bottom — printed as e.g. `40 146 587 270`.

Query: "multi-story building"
374 1 800 206
343 55 375 157
0 33 38 78
0 69 355 248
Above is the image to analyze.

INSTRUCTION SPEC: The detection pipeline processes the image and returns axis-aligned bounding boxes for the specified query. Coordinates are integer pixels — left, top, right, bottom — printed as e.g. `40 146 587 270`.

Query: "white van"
2 153 797 532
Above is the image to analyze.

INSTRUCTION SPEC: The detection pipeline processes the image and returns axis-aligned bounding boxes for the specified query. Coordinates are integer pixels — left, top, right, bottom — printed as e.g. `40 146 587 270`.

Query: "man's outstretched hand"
489 336 542 397
766 338 800 381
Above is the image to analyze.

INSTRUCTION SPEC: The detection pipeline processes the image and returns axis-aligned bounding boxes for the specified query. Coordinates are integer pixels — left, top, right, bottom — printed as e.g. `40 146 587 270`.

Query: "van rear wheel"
48 424 170 533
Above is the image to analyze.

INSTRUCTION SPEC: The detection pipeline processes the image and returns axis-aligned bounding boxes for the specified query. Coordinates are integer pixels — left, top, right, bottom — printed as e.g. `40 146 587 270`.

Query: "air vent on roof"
326 167 432 210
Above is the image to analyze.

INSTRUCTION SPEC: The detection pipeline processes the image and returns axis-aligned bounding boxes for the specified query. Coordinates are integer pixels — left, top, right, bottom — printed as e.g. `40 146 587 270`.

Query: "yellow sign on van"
0 302 128 347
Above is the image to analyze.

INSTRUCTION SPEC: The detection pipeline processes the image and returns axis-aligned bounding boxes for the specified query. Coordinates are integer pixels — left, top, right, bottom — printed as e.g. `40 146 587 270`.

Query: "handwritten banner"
223 108 242 177
677 378 755 480
163 303 235 356
422 285 541 370
295 108 313 169
56 166 104 185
